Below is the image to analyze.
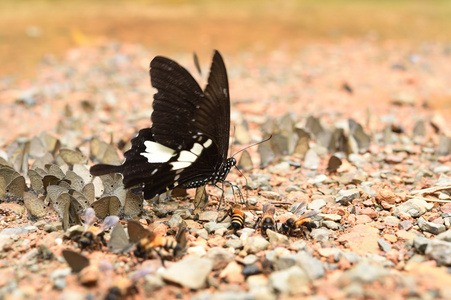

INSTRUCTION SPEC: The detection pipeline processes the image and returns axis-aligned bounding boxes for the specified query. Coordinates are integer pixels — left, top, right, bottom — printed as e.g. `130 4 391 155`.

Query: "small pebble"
377 238 391 252
225 238 243 249
296 252 325 280
323 220 340 230
268 266 310 294
163 257 213 289
244 236 270 254
0 225 38 236
310 228 330 242
308 199 327 211
242 264 261 276
205 247 234 269
335 189 360 205
242 254 258 265
418 217 446 235
425 239 451 266
321 214 342 221
266 229 289 246
398 220 413 230
393 198 433 217
204 222 230 234
413 236 430 254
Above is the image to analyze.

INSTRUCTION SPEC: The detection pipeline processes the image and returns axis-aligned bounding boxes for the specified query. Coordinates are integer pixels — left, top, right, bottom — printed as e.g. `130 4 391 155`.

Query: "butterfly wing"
91 51 231 199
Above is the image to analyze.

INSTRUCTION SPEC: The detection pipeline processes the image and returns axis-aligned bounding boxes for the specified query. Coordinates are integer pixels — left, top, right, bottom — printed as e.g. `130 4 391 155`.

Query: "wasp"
217 204 245 232
105 267 154 300
133 220 187 261
254 203 276 236
78 208 119 249
280 201 319 237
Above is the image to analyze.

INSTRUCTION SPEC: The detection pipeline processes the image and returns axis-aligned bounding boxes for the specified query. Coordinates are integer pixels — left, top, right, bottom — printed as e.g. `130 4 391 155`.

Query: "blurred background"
1 0 450 78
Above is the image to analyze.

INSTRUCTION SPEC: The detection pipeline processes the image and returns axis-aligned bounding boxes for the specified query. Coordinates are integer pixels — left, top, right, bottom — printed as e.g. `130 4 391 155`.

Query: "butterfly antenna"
231 135 272 158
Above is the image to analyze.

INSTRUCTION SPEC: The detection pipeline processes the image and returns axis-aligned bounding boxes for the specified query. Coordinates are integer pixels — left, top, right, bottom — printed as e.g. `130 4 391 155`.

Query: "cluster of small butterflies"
254 114 371 170
0 134 144 230
63 208 187 268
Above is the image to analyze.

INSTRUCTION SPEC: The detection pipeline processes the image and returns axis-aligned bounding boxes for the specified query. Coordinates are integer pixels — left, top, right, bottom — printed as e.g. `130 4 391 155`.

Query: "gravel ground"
1 40 451 299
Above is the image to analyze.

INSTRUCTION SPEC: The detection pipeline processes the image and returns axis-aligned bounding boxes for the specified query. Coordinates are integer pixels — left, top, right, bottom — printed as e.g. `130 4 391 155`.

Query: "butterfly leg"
216 207 232 223
214 183 225 210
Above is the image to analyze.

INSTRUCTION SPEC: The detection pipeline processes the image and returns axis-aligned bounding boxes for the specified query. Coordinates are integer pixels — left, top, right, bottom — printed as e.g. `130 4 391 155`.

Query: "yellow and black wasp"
78 207 119 249
280 201 319 237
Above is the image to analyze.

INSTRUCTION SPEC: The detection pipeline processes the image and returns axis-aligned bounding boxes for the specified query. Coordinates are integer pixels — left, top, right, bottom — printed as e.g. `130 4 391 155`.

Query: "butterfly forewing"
90 51 232 200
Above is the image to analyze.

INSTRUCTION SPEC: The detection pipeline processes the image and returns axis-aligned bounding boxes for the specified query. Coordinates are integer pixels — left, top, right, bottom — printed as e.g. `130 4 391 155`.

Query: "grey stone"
296 252 325 280
215 227 228 236
274 254 297 270
290 239 307 250
197 228 210 240
307 174 328 185
167 214 183 228
338 261 389 284
321 214 342 221
58 291 85 300
268 266 310 294
435 229 451 242
142 275 165 293
269 161 291 173
308 199 327 211
393 198 433 217
204 222 230 234
366 254 395 268
244 236 270 254
205 247 234 269
425 239 451 266
162 257 213 289
399 220 413 230
304 149 320 170
266 229 289 246
192 291 254 300
241 264 261 276
285 185 301 192
418 217 446 234
377 238 391 252
242 254 258 265
172 208 191 219
335 189 360 205
50 268 71 280
335 251 360 264
323 220 340 230
53 278 67 290
247 275 276 300
433 165 451 174
408 254 427 264
310 228 330 242
43 224 58 233
198 211 219 222
225 238 243 249
0 234 13 251
343 282 364 298
437 174 451 185
0 225 38 236
383 216 400 226
413 236 430 254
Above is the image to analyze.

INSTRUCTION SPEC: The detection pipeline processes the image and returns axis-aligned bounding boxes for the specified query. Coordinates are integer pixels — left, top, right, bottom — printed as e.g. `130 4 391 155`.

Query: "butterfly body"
90 51 233 199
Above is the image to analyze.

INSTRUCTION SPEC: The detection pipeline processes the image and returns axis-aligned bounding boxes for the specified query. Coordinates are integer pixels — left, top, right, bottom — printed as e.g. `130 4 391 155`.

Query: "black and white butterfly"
90 50 236 200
